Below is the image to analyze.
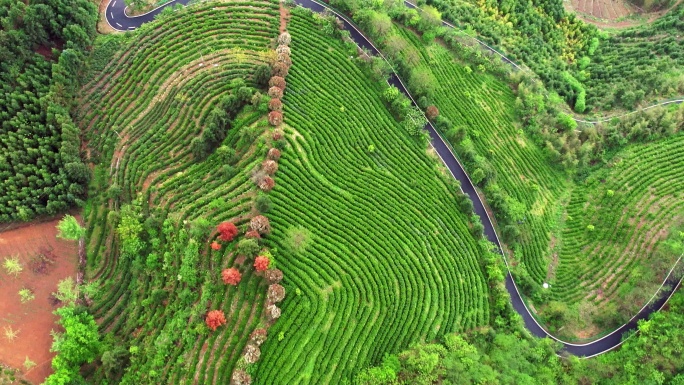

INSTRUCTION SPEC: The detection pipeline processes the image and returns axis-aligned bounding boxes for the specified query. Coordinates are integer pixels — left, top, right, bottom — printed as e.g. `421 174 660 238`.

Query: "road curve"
105 0 191 31
104 0 683 357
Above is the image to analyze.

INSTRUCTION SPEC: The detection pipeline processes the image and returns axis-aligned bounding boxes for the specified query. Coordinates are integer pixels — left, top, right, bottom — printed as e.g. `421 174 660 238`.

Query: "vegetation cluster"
0 0 96 222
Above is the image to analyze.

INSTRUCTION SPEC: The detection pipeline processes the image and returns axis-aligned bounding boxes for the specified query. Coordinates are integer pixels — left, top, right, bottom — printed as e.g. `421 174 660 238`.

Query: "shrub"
216 222 239 242
272 130 284 141
254 64 271 88
57 215 85 240
262 159 279 175
268 111 283 126
426 105 439 120
205 310 226 331
255 194 272 213
3 256 23 277
210 241 221 251
236 239 260 257
284 226 313 254
254 255 270 272
18 288 34 303
250 216 271 234
221 268 242 286
245 230 261 239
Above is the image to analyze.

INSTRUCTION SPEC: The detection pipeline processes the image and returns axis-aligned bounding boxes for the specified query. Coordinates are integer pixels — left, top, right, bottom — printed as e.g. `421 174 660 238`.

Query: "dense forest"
0 0 97 222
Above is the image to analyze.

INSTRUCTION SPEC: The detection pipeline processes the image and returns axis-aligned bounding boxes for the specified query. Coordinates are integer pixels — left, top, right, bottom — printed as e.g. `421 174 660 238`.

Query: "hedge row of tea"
548 134 684 328
76 1 280 383
389 21 683 336
253 11 491 384
392 27 567 290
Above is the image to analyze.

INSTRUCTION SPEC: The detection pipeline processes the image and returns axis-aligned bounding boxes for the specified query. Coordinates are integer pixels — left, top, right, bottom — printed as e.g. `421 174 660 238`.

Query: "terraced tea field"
551 134 684 318
394 27 568 289
253 10 491 383
394 25 684 336
77 1 281 382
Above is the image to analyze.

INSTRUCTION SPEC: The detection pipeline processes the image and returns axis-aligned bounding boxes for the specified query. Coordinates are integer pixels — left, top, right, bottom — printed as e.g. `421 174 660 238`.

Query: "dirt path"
279 1 290 33
0 219 79 384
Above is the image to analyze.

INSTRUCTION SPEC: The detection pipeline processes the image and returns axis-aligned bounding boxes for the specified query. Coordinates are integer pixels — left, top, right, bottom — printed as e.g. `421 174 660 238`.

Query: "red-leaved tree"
268 111 283 127
426 105 439 120
254 255 270 272
216 222 238 242
268 98 283 111
210 241 222 251
269 76 286 89
259 176 275 192
268 86 283 99
267 148 281 160
222 268 242 286
245 230 261 239
273 62 290 77
262 159 278 175
205 310 227 331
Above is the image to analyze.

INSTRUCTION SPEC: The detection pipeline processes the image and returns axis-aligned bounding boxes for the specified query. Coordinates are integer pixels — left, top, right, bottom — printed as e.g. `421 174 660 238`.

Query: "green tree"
57 215 85 240
236 238 260 257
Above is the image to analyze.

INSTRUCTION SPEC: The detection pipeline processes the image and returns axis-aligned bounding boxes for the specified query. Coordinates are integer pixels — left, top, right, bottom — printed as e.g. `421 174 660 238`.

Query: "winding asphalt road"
105 0 684 357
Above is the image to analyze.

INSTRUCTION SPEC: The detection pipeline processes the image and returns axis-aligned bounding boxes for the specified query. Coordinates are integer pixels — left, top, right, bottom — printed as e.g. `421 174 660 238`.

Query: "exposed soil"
34 45 54 60
567 0 682 28
0 219 79 384
279 1 290 33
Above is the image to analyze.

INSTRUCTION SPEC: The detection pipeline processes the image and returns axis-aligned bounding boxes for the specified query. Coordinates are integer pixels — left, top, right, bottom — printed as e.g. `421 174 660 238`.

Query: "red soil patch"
35 45 54 60
279 1 290 33
0 219 79 384
568 0 682 28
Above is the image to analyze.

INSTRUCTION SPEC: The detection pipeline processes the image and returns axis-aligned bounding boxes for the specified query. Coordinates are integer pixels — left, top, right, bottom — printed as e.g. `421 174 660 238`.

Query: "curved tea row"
104 0 683 358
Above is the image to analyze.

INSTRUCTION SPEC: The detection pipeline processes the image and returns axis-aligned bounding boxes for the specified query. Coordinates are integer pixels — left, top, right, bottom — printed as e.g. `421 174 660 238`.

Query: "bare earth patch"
0 219 79 384
567 0 682 28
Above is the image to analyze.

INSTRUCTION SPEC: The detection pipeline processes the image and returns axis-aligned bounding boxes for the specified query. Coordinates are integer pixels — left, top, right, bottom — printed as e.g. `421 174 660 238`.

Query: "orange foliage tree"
205 310 227 331
254 255 270 272
216 222 238 242
222 268 242 286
